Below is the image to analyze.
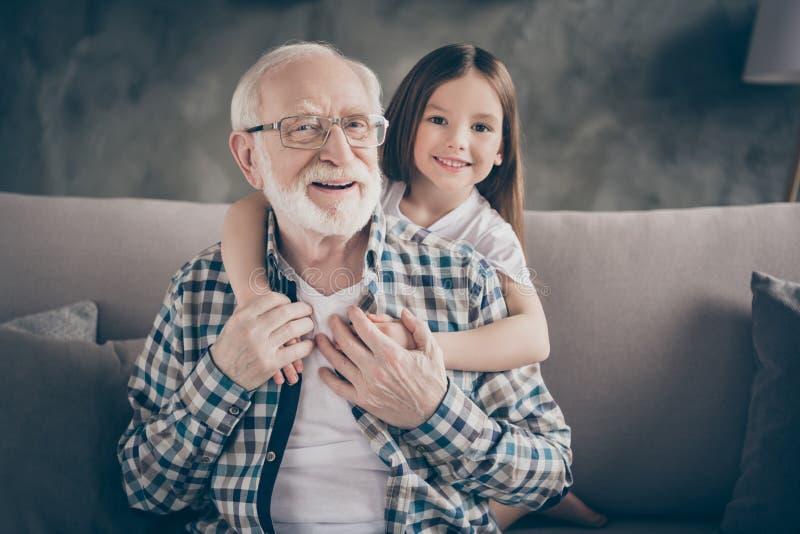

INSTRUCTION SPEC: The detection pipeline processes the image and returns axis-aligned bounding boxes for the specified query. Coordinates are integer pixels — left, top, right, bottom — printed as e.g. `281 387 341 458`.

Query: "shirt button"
201 456 212 464
228 406 241 416
266 451 277 462
416 445 428 453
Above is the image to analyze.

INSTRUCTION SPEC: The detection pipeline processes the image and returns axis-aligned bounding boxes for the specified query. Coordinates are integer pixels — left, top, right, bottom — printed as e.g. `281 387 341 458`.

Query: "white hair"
230 41 382 130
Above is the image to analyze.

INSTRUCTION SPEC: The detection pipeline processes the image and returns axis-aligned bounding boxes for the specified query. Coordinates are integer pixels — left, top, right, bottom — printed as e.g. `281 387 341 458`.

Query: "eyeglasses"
245 114 388 150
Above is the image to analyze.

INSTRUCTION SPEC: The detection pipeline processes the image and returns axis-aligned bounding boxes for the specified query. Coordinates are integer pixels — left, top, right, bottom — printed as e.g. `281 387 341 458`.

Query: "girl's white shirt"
381 179 532 287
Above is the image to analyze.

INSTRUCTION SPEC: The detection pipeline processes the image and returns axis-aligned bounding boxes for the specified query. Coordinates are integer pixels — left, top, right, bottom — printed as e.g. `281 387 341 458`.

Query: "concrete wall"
2 0 798 210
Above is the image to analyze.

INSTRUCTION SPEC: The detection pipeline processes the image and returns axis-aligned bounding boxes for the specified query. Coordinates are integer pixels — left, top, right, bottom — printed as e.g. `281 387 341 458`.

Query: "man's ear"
229 131 263 190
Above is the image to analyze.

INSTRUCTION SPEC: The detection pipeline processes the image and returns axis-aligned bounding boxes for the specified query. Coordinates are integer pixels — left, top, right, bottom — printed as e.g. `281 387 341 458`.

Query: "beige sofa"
1 191 798 533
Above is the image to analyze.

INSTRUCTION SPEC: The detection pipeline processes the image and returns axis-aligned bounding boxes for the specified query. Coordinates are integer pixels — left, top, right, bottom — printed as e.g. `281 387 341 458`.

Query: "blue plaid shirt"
118 207 572 533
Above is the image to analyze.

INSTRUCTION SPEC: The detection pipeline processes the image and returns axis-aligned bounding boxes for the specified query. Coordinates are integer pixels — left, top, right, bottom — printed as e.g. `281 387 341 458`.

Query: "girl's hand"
272 337 304 385
367 313 415 350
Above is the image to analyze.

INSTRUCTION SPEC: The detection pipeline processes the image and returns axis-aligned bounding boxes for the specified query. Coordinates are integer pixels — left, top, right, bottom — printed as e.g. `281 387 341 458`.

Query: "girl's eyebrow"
426 103 449 113
425 103 501 124
473 113 501 124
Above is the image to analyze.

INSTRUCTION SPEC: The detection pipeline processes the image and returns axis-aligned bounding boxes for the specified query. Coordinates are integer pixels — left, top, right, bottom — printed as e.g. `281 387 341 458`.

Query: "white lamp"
744 0 800 201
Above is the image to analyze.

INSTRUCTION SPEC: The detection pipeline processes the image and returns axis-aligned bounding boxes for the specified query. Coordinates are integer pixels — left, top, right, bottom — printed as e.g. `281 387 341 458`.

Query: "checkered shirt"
118 207 573 533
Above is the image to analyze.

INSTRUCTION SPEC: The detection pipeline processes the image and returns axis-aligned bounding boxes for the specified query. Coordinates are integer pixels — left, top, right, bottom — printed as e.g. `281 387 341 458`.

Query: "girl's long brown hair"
380 43 525 248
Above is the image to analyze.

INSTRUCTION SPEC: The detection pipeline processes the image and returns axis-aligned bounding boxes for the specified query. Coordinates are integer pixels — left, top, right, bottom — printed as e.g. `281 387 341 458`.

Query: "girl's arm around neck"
221 192 272 306
434 274 550 371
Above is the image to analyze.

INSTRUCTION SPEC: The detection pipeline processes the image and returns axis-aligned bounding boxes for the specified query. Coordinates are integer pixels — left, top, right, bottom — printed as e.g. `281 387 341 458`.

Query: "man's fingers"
241 291 293 317
318 367 358 404
270 317 314 347
400 308 433 352
281 363 299 384
272 370 285 385
292 359 304 373
277 339 314 365
256 301 313 335
316 333 360 383
329 314 371 366
347 306 397 354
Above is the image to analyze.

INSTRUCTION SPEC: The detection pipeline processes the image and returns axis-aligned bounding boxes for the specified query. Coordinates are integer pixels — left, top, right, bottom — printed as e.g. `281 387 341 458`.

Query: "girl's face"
412 70 504 197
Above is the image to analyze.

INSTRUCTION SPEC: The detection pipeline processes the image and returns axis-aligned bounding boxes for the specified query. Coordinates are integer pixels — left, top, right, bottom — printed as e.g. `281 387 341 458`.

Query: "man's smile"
310 181 356 190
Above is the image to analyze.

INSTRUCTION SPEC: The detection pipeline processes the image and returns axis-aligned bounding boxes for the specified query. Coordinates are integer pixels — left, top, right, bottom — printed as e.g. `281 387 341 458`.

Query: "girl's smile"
432 155 471 171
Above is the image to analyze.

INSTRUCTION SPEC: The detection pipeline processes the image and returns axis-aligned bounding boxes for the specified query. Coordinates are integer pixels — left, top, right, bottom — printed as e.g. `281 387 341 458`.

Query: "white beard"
257 146 381 239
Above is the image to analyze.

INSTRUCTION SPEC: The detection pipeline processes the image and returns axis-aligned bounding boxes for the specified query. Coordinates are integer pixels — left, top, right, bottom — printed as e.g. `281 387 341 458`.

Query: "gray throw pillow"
0 329 193 533
1 300 98 342
721 272 800 533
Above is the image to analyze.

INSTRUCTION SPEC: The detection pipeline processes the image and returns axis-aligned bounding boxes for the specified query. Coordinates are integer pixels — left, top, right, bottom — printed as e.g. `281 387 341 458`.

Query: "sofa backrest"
524 205 800 518
0 193 228 341
2 192 799 519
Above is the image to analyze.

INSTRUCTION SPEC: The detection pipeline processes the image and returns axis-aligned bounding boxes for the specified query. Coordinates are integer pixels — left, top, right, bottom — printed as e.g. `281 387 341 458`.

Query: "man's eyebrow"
293 100 324 116
291 102 371 117
341 107 372 117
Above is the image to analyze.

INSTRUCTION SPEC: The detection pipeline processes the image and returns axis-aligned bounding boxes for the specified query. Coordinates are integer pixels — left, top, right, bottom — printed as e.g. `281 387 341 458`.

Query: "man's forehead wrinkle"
289 91 369 117
259 57 371 119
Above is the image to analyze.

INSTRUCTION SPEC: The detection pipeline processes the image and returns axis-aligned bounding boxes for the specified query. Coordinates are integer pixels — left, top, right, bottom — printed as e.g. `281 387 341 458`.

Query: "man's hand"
317 306 448 429
210 292 315 391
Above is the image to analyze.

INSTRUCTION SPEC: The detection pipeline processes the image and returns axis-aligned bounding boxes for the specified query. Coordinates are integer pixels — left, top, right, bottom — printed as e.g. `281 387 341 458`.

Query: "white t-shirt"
271 256 388 534
381 180 532 286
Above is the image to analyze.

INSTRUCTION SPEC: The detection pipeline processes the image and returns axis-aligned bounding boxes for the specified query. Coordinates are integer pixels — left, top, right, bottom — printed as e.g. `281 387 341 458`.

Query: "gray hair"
230 41 383 131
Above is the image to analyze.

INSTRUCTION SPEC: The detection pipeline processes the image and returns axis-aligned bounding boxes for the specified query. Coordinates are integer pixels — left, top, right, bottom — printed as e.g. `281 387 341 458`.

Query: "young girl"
222 44 607 531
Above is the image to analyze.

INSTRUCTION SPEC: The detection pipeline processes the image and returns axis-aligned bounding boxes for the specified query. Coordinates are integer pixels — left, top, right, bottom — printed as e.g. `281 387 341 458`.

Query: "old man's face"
253 55 382 238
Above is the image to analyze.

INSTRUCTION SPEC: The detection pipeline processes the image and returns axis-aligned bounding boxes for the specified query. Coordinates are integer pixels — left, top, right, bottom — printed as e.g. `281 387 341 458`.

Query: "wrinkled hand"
210 292 315 391
367 313 415 350
317 306 447 429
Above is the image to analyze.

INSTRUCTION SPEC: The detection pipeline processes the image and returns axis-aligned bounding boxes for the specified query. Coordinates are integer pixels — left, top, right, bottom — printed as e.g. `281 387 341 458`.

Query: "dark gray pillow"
1 300 97 342
721 272 800 533
0 329 192 533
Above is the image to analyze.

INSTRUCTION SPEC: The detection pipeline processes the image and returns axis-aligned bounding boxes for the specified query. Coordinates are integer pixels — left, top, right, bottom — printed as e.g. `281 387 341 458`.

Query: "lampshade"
744 0 800 83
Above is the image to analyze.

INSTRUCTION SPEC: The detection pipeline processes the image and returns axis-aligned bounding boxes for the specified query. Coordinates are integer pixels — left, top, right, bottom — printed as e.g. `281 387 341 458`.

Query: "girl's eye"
428 116 446 125
472 123 492 133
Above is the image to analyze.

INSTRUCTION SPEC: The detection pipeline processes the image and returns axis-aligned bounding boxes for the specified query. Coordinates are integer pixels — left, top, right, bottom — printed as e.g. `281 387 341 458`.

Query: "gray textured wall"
2 0 798 210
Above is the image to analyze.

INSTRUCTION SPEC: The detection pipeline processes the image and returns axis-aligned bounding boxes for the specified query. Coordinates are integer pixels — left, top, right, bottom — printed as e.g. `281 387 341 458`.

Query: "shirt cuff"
402 379 493 465
177 347 252 436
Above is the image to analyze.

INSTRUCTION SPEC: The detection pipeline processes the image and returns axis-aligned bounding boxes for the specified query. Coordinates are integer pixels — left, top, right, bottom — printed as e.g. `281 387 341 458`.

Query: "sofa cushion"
0 330 190 533
721 272 800 533
510 518 723 533
1 300 97 342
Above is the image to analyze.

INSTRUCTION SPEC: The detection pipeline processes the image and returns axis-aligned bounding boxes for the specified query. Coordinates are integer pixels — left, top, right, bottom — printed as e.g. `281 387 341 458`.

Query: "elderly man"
118 42 572 533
